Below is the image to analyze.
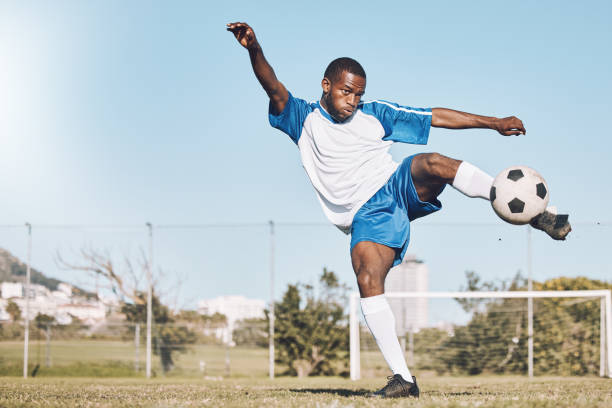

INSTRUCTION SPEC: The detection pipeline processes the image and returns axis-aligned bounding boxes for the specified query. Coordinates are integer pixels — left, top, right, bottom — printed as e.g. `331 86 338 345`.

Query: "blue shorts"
350 154 443 267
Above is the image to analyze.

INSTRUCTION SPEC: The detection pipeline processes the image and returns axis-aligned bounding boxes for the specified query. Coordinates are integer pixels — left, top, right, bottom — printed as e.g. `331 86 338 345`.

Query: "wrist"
247 42 262 54
487 117 500 131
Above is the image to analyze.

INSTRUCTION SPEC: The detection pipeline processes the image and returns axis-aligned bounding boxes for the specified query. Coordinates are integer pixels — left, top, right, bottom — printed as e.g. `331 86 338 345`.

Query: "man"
227 22 570 398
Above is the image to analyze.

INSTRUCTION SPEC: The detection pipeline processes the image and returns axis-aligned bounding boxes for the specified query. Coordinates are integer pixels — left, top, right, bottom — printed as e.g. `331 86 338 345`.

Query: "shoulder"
268 92 318 144
359 100 431 116
357 100 432 141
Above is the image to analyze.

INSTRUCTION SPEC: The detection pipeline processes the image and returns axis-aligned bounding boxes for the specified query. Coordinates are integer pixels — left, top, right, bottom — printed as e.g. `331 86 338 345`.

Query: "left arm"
431 107 526 136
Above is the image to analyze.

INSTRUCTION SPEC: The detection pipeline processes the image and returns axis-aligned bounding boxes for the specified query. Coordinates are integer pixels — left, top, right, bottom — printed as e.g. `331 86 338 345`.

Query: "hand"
226 22 258 50
494 116 526 136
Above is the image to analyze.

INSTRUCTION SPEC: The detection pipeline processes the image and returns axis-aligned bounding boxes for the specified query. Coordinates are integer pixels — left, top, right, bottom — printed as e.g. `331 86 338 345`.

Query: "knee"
356 267 385 297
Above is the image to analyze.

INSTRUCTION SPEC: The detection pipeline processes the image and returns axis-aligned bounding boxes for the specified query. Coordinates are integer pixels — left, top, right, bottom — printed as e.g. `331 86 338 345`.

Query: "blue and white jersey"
269 92 432 233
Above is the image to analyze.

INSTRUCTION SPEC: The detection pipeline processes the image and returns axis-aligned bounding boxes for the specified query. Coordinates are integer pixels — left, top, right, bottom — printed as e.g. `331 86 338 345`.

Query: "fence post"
135 323 140 372
268 220 275 379
145 223 153 378
23 222 32 379
45 324 51 367
605 291 612 378
601 297 606 377
225 344 231 377
527 226 534 378
349 292 360 380
408 328 414 367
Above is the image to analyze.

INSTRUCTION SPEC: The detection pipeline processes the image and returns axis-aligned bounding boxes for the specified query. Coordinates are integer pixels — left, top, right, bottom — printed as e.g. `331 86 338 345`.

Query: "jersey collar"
316 101 342 124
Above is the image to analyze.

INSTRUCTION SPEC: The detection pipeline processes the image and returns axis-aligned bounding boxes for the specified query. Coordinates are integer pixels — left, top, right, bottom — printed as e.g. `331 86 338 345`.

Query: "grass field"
2 341 610 406
1 376 610 407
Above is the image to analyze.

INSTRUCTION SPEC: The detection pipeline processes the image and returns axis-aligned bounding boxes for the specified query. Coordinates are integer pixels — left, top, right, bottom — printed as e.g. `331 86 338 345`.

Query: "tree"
34 313 55 330
274 268 349 377
57 247 195 373
233 318 267 348
439 271 528 375
6 300 21 322
531 277 611 375
122 292 197 373
431 272 611 376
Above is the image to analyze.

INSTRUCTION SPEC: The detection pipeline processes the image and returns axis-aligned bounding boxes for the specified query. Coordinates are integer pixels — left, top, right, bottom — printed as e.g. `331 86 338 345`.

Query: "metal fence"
0 220 610 379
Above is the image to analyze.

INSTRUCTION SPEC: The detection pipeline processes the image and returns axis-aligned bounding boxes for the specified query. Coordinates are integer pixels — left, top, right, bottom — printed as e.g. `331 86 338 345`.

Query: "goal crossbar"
349 290 612 380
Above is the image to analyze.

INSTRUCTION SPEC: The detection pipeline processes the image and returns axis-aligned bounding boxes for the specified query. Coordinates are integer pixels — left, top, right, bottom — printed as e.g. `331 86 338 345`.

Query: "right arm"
226 22 289 114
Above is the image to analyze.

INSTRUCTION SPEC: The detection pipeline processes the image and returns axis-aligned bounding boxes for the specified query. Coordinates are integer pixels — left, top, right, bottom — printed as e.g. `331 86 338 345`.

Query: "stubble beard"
323 93 344 122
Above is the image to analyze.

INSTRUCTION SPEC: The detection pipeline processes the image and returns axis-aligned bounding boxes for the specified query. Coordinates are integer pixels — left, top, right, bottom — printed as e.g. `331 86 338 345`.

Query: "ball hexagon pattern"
490 166 549 225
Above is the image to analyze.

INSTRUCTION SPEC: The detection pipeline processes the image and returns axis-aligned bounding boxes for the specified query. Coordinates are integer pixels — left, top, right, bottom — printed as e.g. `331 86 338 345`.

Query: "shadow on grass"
289 388 371 397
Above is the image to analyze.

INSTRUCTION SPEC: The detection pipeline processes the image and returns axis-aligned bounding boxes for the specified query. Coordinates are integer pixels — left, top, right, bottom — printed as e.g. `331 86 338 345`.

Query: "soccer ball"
490 166 549 225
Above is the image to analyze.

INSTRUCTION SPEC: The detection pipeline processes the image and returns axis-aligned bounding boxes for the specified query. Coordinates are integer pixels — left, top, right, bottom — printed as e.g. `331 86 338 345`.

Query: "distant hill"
0 248 93 297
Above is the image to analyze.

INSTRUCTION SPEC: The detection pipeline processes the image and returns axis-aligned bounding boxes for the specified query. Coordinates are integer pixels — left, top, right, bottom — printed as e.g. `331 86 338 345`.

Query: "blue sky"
0 1 610 316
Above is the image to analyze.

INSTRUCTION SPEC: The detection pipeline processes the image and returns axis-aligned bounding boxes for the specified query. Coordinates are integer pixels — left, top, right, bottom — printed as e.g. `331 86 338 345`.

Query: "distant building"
57 283 72 297
0 280 108 324
1 282 23 299
28 284 51 300
0 299 10 321
198 295 265 322
56 303 106 325
198 295 266 344
384 255 429 335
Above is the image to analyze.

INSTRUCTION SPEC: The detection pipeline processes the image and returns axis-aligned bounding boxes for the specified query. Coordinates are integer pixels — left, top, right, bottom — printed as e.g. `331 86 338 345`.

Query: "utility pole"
145 222 153 378
527 225 534 378
23 222 32 379
268 220 275 379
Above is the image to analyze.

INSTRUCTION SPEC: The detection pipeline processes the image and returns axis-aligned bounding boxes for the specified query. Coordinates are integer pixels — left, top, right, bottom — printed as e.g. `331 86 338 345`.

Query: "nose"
347 94 357 107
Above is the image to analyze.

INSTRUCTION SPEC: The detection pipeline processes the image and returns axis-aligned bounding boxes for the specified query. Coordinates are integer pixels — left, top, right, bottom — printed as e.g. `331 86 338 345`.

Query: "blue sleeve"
268 92 312 144
360 100 432 145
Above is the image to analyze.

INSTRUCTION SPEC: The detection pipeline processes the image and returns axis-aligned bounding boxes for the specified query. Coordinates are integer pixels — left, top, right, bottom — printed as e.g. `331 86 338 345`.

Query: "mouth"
343 108 354 115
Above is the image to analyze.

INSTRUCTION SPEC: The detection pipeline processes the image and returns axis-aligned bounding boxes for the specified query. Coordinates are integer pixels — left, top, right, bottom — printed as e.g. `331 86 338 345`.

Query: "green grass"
0 376 610 407
2 341 610 406
0 341 269 377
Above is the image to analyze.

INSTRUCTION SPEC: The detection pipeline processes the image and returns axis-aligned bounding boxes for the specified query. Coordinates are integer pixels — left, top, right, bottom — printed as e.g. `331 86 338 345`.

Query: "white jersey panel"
298 108 399 233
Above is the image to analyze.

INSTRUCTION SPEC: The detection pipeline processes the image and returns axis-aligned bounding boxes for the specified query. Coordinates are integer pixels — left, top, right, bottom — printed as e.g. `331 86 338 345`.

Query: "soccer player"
227 22 571 398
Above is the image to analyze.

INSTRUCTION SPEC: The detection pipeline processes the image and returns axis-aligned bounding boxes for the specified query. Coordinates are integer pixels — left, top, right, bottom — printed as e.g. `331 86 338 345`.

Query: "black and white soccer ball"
490 166 549 225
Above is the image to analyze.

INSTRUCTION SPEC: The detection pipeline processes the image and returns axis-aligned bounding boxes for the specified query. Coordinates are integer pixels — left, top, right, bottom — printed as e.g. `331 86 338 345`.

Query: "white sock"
451 161 494 200
360 295 412 382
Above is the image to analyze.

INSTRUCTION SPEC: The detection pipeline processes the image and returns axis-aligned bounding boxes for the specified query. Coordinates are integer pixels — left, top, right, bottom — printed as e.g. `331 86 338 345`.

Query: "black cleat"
370 374 419 398
530 210 571 240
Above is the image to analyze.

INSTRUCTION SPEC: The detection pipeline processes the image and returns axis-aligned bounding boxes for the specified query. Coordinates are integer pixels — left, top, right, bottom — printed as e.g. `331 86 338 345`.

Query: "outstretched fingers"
226 21 247 32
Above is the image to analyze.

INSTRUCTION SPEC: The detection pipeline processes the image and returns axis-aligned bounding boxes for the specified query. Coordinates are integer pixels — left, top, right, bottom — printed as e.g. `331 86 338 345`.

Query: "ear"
321 77 331 94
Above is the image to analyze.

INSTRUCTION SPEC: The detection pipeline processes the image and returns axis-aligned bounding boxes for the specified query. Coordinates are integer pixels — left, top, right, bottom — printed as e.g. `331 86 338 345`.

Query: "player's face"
321 71 366 122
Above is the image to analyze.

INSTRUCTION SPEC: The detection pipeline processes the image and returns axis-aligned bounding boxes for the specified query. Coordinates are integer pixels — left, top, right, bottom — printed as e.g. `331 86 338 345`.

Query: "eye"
342 89 350 95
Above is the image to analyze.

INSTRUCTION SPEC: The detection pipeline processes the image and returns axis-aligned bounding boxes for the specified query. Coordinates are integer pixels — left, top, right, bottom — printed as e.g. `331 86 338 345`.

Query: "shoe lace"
383 375 409 394
382 375 400 390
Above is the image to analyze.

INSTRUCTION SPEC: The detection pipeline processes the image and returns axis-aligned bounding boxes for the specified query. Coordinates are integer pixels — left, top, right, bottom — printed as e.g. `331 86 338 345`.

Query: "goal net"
349 290 612 380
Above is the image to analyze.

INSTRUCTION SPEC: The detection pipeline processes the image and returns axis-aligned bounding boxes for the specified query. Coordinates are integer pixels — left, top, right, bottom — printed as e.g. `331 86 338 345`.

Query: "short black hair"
323 57 366 83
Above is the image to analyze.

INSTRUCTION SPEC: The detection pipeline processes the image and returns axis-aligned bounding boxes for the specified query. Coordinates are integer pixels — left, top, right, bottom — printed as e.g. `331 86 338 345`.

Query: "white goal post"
349 290 612 380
